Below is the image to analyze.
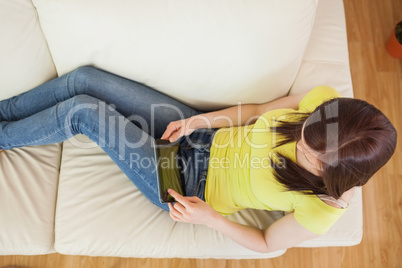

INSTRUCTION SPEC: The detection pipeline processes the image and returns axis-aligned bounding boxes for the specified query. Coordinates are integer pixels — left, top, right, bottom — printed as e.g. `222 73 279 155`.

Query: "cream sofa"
0 0 362 258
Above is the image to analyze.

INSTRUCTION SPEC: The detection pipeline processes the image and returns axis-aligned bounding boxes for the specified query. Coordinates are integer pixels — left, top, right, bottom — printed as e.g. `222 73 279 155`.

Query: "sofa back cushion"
0 0 56 101
0 0 56 100
32 0 318 110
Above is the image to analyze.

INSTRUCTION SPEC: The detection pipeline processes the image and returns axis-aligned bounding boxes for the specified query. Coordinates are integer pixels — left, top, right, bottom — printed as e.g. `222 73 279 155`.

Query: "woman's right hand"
161 119 195 142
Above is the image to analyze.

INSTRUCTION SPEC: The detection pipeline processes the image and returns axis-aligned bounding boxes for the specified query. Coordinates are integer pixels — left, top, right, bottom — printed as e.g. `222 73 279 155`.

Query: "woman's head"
302 98 397 198
272 98 397 199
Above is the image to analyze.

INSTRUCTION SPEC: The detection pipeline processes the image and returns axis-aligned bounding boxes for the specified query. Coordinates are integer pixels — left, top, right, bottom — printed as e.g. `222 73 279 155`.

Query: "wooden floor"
1 0 402 267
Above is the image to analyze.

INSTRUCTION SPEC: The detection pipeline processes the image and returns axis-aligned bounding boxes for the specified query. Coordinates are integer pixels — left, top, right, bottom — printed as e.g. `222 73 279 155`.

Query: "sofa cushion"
0 0 60 255
289 0 353 98
0 0 56 100
32 0 318 110
0 145 61 255
55 135 286 258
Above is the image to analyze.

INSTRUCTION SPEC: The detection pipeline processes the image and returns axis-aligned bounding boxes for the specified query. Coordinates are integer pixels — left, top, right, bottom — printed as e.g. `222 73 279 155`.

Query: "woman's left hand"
161 119 194 143
167 189 219 226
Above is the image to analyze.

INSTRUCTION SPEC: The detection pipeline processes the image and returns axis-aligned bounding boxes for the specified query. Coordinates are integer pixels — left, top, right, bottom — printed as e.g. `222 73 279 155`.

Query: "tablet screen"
154 139 185 203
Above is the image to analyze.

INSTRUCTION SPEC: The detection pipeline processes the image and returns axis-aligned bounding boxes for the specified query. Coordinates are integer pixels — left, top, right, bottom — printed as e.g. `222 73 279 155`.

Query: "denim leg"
0 66 201 138
0 95 169 210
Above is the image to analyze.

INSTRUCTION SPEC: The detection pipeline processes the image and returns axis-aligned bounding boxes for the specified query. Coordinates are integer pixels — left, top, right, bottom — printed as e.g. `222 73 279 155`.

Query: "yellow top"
205 86 345 234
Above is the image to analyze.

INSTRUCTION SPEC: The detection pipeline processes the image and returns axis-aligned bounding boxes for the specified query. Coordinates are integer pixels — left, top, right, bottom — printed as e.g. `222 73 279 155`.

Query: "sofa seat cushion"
55 135 285 258
32 0 318 110
0 145 61 255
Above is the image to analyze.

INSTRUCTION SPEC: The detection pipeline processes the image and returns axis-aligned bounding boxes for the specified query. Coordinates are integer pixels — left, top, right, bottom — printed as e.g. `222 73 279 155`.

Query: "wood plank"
389 175 402 266
256 256 284 268
375 71 402 176
347 42 378 101
343 0 373 42
311 247 342 268
362 168 398 268
342 245 365 268
282 248 313 268
391 0 402 25
196 258 227 268
227 259 256 268
367 0 399 72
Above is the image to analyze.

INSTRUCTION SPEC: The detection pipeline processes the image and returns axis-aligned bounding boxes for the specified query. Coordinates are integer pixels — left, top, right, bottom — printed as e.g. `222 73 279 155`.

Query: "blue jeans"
179 128 217 200
0 66 207 211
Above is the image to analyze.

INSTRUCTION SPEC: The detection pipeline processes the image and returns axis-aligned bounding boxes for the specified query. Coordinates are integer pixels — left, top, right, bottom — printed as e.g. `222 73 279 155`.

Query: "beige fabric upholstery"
32 0 318 111
0 0 56 100
289 0 353 97
56 135 286 258
0 0 59 255
0 145 61 255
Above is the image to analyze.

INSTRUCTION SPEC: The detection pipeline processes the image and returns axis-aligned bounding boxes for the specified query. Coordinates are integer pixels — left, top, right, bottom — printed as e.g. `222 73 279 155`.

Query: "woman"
0 66 397 253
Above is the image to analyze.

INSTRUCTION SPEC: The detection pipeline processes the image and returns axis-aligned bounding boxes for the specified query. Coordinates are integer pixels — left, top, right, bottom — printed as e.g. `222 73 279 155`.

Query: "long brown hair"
271 98 397 199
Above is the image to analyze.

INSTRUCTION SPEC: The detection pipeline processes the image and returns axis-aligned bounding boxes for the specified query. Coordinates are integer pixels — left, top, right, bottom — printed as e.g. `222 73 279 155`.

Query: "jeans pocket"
182 128 217 152
191 170 207 201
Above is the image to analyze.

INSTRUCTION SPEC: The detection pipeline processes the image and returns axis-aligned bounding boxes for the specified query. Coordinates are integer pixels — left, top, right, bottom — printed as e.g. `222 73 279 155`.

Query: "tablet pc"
153 139 185 203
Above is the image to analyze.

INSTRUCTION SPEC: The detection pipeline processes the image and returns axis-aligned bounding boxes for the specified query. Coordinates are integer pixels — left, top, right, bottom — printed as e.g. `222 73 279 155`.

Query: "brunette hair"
271 98 397 199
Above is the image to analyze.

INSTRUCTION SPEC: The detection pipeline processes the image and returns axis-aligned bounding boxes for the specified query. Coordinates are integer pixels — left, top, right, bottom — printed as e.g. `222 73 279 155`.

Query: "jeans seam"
5 124 73 149
192 177 206 197
66 72 74 99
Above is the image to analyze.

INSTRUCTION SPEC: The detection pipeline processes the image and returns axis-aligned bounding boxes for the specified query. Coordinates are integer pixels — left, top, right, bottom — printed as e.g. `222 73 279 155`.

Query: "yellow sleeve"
298 86 341 112
293 195 347 235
